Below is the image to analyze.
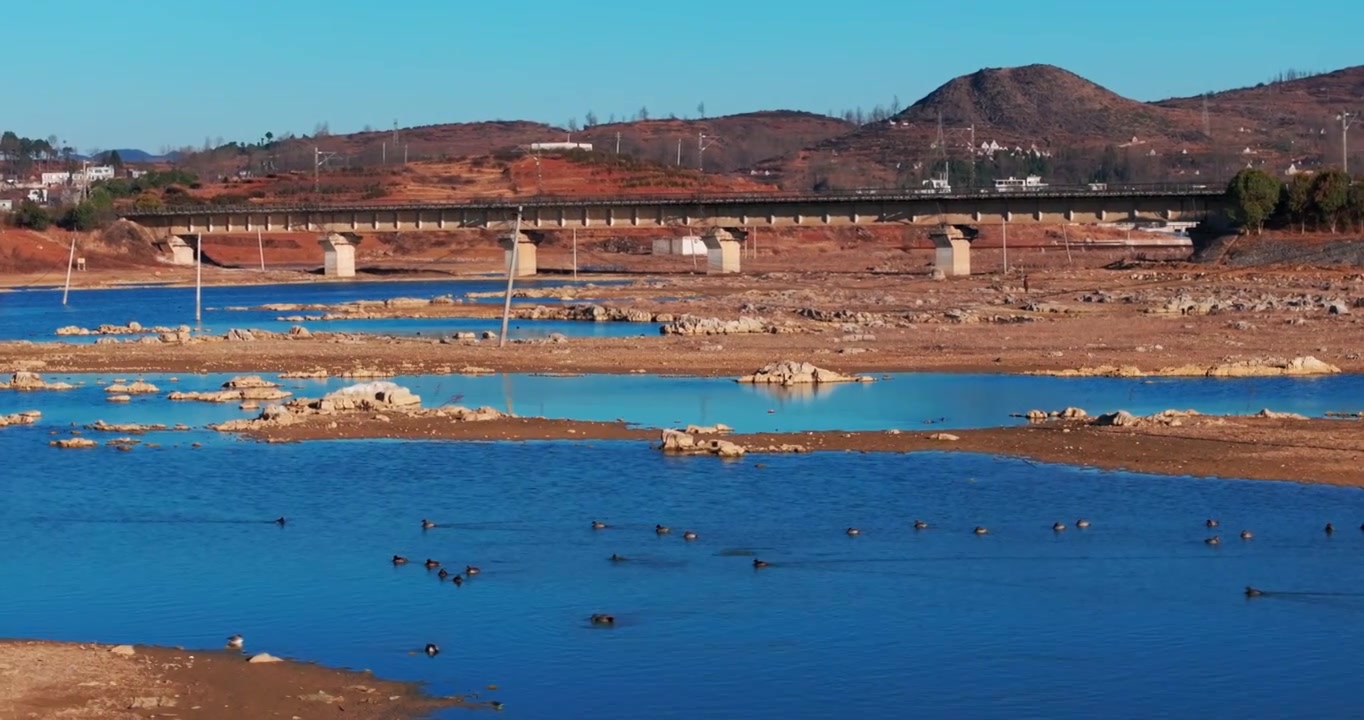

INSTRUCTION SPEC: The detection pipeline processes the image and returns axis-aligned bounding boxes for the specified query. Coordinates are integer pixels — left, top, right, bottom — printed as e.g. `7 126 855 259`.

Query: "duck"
973 526 989 535
226 634 243 651
846 528 861 536
591 520 607 530
421 519 437 530
465 565 481 576
1325 522 1335 535
682 530 698 541
1245 586 1264 597
451 575 464 586
392 555 409 566
1052 522 1066 532
273 517 286 526
1205 536 1221 545
913 520 928 530
1206 519 1219 528
424 643 440 657
655 524 671 535
425 559 440 569
1240 530 1254 540
1076 519 1091 529
590 614 615 625
609 554 626 562
438 568 450 580
752 558 770 568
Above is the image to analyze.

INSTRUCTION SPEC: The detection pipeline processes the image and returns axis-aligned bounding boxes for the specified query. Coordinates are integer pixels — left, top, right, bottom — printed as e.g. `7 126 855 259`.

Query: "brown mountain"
774 64 1364 190
172 64 1363 197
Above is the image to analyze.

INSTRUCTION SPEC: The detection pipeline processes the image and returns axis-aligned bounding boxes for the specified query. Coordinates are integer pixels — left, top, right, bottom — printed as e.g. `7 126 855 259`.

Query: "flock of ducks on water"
225 514 1348 653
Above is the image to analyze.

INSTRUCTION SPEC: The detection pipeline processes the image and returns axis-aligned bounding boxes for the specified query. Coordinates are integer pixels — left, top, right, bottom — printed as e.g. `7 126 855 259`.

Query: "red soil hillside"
184 151 775 206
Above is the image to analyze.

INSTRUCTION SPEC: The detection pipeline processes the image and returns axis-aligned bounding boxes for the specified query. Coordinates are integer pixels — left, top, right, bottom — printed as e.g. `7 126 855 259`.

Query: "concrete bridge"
127 185 1225 278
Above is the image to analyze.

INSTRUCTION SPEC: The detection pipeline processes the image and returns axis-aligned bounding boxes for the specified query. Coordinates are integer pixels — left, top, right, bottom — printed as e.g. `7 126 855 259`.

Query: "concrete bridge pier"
929 225 972 277
319 232 360 278
157 235 197 266
499 231 538 277
702 227 743 274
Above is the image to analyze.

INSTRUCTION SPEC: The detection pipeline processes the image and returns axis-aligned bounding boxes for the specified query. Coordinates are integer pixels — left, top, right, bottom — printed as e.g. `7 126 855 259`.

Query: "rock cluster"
1016 407 1090 421
85 420 175 434
0 410 41 428
168 376 292 403
515 304 671 324
736 360 875 386
1147 291 1359 316
1 371 75 391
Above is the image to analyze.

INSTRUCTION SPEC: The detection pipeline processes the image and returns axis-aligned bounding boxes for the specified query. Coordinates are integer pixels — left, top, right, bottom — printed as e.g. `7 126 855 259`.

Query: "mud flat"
0 639 484 719
216 409 1364 487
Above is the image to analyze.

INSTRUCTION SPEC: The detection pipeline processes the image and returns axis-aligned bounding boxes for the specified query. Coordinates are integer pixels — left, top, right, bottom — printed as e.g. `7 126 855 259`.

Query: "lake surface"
3 371 1359 434
2 430 1363 720
0 277 639 341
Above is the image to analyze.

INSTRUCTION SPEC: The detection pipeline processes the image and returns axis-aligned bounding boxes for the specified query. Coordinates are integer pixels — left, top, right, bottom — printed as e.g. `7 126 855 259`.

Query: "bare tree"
697 101 706 119
585 110 598 127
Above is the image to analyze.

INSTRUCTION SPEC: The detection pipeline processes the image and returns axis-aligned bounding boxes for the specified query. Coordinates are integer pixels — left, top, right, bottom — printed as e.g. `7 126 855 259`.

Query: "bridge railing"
122 182 1226 217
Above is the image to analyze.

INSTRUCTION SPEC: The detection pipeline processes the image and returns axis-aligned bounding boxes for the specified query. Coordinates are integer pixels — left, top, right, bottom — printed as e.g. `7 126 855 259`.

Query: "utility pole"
615 132 621 154
498 206 524 348
62 235 76 305
1002 219 1009 275
677 138 682 166
195 233 203 325
1339 112 1357 174
572 227 578 281
313 147 336 193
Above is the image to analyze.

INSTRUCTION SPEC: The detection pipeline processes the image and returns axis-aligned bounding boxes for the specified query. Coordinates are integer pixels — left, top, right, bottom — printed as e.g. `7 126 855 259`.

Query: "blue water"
3 371 1359 435
3 430 1364 720
0 278 636 341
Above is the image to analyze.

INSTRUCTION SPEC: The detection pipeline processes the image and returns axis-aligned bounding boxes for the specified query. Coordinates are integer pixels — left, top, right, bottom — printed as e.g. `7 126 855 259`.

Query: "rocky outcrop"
660 315 795 336
85 420 176 434
280 369 329 379
1 371 75 391
0 410 41 428
659 429 745 458
50 437 98 449
736 360 875 386
212 381 506 433
1038 356 1340 379
1092 409 1201 427
105 380 159 395
514 304 657 323
168 376 292 403
1014 407 1089 421
684 423 732 434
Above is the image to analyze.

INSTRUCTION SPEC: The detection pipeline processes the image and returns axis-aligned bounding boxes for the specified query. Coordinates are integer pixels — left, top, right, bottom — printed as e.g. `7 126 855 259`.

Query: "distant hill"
151 63 1364 194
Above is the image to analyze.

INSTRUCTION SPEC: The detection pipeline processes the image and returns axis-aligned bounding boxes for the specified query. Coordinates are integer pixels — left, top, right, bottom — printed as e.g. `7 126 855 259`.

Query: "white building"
39 165 116 186
529 142 593 152
994 175 1048 192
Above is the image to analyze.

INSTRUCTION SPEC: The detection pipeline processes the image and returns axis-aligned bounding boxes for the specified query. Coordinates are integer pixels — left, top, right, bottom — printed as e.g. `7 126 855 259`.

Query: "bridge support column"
499 231 538 277
929 226 971 277
158 235 196 266
319 232 358 278
701 228 741 274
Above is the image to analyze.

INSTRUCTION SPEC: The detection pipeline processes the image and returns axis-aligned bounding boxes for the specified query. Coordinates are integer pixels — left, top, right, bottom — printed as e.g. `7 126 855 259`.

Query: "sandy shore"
0 639 484 719
220 414 1364 487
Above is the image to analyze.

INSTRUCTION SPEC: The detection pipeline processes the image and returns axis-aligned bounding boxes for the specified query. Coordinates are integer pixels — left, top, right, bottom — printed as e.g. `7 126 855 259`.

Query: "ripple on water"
4 430 1364 718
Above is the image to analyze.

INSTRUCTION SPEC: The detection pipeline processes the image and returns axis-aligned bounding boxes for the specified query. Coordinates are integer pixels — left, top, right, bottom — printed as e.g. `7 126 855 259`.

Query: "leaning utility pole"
498 206 525 348
698 132 719 171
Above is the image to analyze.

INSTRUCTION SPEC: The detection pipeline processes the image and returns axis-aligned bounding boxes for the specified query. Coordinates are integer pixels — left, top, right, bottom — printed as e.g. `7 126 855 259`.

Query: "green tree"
11 200 51 230
1310 168 1351 233
102 149 124 170
1281 173 1314 233
1226 168 1281 234
1347 179 1364 232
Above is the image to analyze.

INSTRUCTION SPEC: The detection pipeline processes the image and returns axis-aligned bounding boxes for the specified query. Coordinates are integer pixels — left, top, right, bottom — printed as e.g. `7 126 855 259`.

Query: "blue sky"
7 0 1362 152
